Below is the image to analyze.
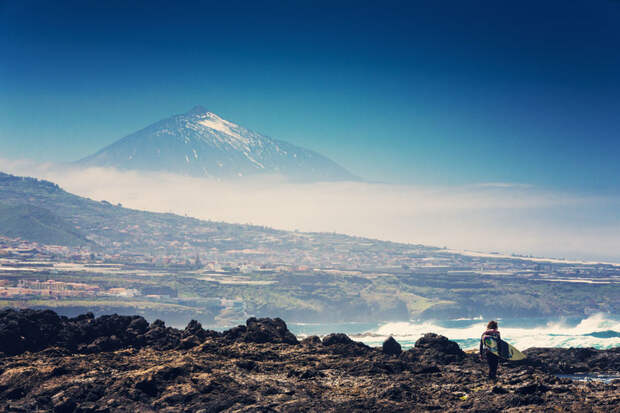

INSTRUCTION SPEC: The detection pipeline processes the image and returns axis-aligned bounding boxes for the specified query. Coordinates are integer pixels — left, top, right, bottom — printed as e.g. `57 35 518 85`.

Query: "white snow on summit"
197 112 249 145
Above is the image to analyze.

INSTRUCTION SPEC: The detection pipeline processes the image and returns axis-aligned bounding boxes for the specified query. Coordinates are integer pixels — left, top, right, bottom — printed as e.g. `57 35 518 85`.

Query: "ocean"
288 313 620 351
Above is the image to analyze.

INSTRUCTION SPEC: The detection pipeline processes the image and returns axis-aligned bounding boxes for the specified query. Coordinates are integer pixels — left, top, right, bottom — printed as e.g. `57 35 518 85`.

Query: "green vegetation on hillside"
0 203 88 246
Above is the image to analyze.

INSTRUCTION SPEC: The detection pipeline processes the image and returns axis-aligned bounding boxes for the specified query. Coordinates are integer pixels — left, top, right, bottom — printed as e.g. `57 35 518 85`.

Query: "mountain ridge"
77 106 359 182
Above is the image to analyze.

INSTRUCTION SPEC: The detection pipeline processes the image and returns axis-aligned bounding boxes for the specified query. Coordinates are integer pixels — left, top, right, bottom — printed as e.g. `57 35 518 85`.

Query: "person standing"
480 320 501 380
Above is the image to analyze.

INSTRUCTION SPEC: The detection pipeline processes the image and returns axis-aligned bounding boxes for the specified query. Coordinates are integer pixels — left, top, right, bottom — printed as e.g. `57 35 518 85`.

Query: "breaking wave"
350 313 620 351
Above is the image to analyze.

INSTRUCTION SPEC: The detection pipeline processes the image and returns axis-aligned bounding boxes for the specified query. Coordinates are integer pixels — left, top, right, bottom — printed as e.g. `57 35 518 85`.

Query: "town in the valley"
1 234 618 327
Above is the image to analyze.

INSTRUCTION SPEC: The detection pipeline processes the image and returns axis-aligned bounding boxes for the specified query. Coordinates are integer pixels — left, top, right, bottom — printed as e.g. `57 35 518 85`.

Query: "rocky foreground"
0 309 618 412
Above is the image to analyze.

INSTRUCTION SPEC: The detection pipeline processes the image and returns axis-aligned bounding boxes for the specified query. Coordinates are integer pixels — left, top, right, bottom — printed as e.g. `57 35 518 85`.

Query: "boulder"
240 317 298 345
415 333 462 354
300 335 322 346
322 333 354 346
413 333 464 365
382 336 402 356
322 333 369 356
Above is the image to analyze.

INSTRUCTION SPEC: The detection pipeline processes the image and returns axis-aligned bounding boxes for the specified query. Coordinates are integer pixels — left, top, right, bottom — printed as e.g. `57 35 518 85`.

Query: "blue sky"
1 0 619 192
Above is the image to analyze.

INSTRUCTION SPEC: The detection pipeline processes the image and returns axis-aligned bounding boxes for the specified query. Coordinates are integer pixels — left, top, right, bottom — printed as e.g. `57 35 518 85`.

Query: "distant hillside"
1 171 618 322
0 171 423 264
0 203 88 247
0 171 277 253
77 106 359 182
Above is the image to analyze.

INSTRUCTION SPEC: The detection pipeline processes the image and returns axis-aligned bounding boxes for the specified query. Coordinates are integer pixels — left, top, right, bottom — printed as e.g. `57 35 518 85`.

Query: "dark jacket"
480 329 501 356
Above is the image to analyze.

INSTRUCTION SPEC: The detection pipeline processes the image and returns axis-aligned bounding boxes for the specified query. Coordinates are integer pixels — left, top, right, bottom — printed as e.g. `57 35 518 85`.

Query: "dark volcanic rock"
301 335 322 347
242 317 298 345
0 308 62 355
183 319 206 339
515 381 548 395
415 333 463 354
223 325 247 341
379 383 418 402
127 316 149 334
523 347 620 374
322 333 370 356
222 317 298 345
0 310 618 412
322 333 354 346
413 333 465 364
382 336 402 355
180 319 220 348
150 319 165 329
0 309 156 355
177 335 201 350
0 309 290 355
0 310 298 356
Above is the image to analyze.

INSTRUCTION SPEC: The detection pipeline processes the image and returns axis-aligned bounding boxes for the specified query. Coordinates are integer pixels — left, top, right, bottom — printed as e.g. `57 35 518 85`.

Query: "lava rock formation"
0 309 618 412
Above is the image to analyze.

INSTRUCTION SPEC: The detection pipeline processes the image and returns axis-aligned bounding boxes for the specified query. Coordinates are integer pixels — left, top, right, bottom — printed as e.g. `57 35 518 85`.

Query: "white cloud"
2 158 619 262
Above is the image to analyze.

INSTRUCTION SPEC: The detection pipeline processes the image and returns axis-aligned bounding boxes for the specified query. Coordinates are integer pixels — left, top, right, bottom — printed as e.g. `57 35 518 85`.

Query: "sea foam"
351 313 620 350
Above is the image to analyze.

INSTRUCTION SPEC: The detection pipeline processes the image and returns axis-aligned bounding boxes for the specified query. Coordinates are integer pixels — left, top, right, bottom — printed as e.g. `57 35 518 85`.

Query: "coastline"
1 309 618 412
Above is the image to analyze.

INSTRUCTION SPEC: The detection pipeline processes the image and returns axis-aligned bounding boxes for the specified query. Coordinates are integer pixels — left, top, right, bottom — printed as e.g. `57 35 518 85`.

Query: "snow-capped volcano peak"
77 106 359 182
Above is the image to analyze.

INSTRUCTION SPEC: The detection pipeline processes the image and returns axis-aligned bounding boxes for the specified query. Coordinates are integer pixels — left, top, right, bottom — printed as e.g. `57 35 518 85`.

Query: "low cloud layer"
2 158 619 262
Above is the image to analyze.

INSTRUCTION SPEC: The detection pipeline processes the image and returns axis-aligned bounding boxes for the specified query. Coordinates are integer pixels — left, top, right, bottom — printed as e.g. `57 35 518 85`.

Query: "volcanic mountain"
78 106 358 182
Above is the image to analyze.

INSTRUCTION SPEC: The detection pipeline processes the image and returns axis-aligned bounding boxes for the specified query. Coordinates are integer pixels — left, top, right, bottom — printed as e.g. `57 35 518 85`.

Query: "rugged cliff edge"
0 309 618 412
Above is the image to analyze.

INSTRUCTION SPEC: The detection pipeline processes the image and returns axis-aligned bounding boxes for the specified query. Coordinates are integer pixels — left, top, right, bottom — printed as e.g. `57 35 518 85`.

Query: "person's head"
487 320 498 330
